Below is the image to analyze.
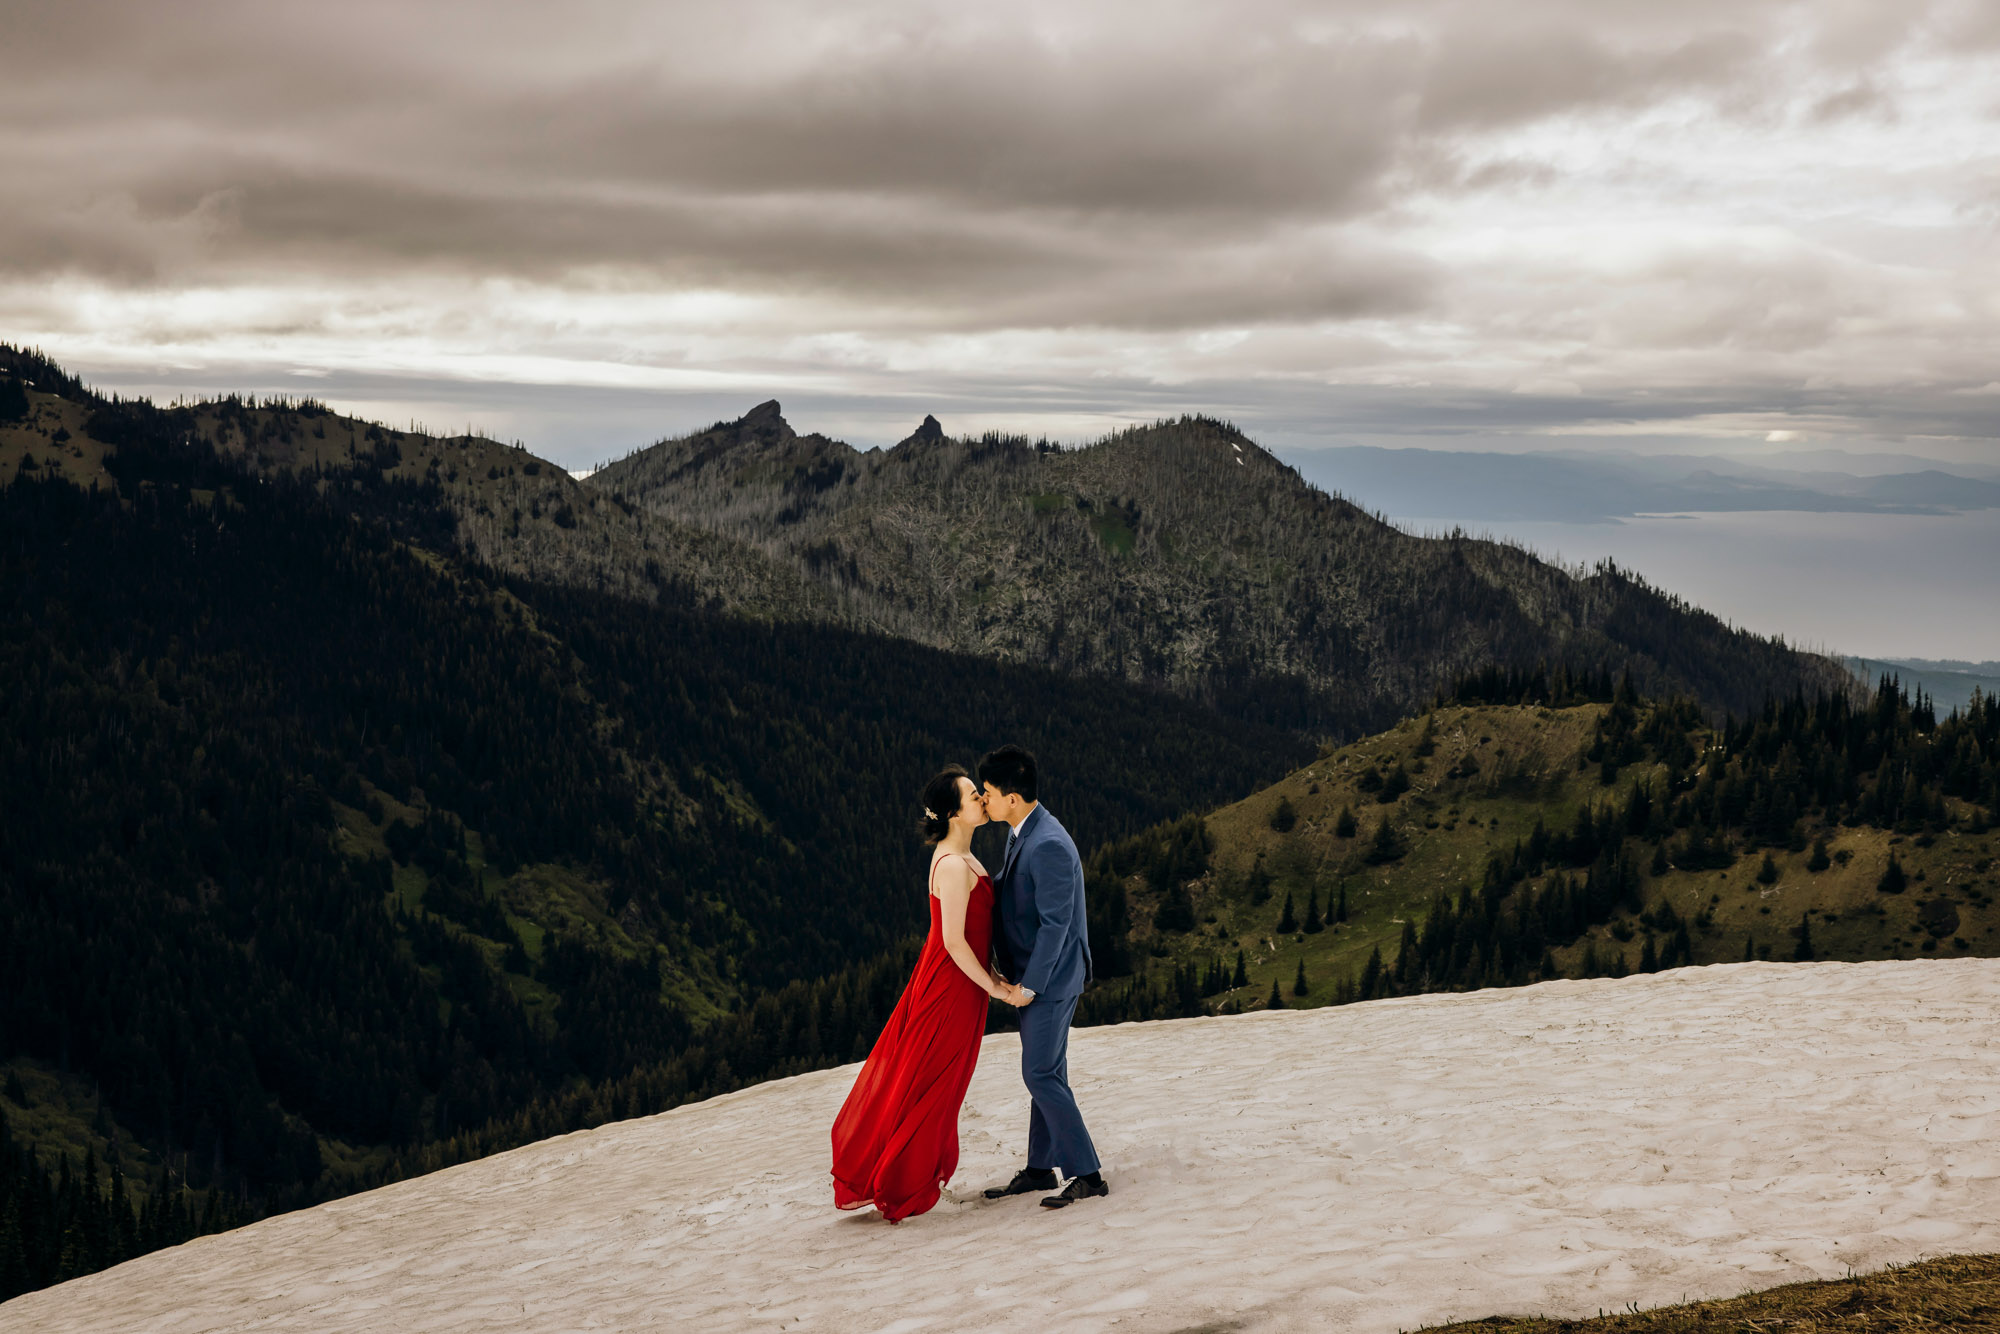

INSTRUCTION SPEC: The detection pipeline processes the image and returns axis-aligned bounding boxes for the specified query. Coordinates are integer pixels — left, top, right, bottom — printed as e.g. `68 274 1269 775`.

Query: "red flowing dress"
830 857 994 1222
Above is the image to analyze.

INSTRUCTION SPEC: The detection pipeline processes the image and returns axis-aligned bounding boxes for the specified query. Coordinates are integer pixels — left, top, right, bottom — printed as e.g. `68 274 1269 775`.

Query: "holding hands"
993 980 1031 1008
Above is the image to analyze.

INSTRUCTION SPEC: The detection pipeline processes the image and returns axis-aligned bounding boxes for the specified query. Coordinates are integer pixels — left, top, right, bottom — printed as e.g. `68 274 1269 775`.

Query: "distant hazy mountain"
1281 446 2000 523
1847 656 2000 716
588 404 1853 735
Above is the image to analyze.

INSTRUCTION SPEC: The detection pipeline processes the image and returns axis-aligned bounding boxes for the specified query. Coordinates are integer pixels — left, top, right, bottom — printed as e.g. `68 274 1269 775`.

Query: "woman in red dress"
831 765 1029 1222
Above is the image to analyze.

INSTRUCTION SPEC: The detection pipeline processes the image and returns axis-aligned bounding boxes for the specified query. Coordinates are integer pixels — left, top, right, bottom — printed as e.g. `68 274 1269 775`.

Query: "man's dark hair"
977 744 1038 802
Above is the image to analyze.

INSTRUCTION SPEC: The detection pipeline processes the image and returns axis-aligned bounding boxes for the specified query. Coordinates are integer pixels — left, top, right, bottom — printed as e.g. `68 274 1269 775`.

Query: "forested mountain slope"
0 346 828 621
1073 667 1999 1024
0 360 1308 1298
589 404 1856 735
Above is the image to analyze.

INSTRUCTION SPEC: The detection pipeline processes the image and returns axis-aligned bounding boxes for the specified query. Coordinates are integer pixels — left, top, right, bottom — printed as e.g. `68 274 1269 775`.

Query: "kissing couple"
830 744 1108 1222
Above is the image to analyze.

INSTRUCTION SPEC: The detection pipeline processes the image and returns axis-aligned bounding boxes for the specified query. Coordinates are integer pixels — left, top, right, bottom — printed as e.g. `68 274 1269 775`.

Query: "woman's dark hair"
920 764 972 844
976 744 1037 802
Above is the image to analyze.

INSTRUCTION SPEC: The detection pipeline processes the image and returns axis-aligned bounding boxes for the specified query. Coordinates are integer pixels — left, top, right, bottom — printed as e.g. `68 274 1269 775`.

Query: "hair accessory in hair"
924 808 938 820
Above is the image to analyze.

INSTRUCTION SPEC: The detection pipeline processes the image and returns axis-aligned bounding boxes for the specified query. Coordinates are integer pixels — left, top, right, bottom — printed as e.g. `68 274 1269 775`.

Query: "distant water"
1389 507 2000 661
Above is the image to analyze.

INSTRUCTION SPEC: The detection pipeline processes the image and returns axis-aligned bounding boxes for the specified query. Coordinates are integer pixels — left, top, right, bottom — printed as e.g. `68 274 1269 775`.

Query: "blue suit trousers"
1018 990 1100 1177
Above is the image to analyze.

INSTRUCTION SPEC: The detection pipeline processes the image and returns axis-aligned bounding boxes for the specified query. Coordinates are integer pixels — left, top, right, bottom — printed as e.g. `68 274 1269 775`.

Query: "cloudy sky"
5 0 1999 465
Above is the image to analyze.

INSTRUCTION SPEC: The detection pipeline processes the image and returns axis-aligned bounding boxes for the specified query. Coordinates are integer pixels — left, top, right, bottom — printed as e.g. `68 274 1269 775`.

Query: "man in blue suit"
977 744 1108 1209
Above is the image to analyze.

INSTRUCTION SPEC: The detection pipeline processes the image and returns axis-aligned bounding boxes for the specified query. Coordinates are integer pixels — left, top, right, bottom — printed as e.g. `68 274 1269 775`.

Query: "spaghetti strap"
927 852 974 897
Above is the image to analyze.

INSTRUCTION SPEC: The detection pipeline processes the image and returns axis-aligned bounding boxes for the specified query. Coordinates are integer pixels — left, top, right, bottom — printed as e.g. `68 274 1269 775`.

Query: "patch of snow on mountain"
9 960 1998 1333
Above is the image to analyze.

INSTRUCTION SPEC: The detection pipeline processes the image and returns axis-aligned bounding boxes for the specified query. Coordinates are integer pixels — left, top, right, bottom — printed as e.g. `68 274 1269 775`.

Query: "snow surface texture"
8 960 1999 1334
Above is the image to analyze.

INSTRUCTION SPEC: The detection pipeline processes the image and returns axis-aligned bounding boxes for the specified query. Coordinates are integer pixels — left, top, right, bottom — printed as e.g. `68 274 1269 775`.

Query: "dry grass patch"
1426 1254 2000 1334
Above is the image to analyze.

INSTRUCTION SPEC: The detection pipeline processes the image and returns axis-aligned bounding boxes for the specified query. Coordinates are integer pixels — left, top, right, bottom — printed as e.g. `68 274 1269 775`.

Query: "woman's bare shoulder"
930 852 977 896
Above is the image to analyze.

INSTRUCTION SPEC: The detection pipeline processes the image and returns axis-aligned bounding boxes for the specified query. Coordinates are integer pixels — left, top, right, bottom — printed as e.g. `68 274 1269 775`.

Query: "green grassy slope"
1095 692 1997 1017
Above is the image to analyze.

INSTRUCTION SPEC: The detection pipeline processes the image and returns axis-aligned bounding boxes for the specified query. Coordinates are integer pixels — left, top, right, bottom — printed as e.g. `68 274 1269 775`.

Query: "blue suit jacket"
993 804 1093 1001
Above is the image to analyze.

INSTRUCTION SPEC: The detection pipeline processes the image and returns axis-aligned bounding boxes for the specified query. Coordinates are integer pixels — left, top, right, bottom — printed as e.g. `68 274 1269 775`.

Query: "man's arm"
1017 838 1080 997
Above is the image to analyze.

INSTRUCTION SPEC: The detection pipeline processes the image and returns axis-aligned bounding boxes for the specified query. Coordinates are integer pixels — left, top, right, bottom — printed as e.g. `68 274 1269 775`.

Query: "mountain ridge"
1 347 1858 740
589 402 1857 735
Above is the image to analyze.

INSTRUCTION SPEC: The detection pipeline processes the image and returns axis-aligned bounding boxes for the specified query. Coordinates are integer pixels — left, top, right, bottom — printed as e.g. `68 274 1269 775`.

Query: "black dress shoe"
983 1167 1057 1199
1040 1172 1109 1208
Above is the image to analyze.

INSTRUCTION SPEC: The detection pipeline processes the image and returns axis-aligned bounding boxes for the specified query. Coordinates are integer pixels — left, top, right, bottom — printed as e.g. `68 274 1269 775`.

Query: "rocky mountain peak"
739 400 789 435
896 414 945 448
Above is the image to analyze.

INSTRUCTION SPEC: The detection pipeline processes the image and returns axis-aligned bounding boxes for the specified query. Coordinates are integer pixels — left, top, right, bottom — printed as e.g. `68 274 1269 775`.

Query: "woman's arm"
935 859 1012 1001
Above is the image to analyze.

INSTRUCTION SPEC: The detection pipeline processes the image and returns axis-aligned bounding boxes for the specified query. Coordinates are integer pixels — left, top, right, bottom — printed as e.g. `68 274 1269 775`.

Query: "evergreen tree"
1376 763 1411 804
1608 950 1630 979
1743 934 1755 962
0 377 27 422
1638 933 1659 973
1232 949 1248 989
1277 890 1297 933
1756 852 1779 885
1393 918 1418 987
1269 796 1297 833
1154 881 1196 933
1267 979 1285 1010
1358 945 1385 1000
1580 940 1601 977
1245 857 1274 905
1807 838 1831 872
1794 911 1814 961
1303 885 1323 934
1649 842 1669 876
1335 882 1348 923
1363 815 1405 865
1877 852 1907 894
1334 806 1357 838
1293 959 1309 997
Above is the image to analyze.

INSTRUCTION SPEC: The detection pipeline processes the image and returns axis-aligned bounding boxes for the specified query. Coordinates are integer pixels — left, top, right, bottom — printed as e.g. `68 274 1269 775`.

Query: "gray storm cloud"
2 0 1997 454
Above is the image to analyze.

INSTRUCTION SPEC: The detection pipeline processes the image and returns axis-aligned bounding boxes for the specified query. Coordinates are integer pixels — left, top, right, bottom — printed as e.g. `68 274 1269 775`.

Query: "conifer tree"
1609 950 1630 978
1377 763 1411 803
1393 918 1418 986
1650 842 1669 876
1269 796 1297 833
1743 934 1755 961
1794 911 1814 961
1363 814 1405 865
1359 945 1385 1000
0 377 27 422
1293 959 1310 997
1335 882 1348 923
1277 890 1297 933
1303 885 1323 933
1335 806 1357 838
1639 932 1659 973
1807 838 1831 872
1877 852 1907 894
1267 979 1285 1010
1246 856 1274 905
1756 852 1779 884
1232 949 1248 989
1155 881 1196 933
1580 940 1601 977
